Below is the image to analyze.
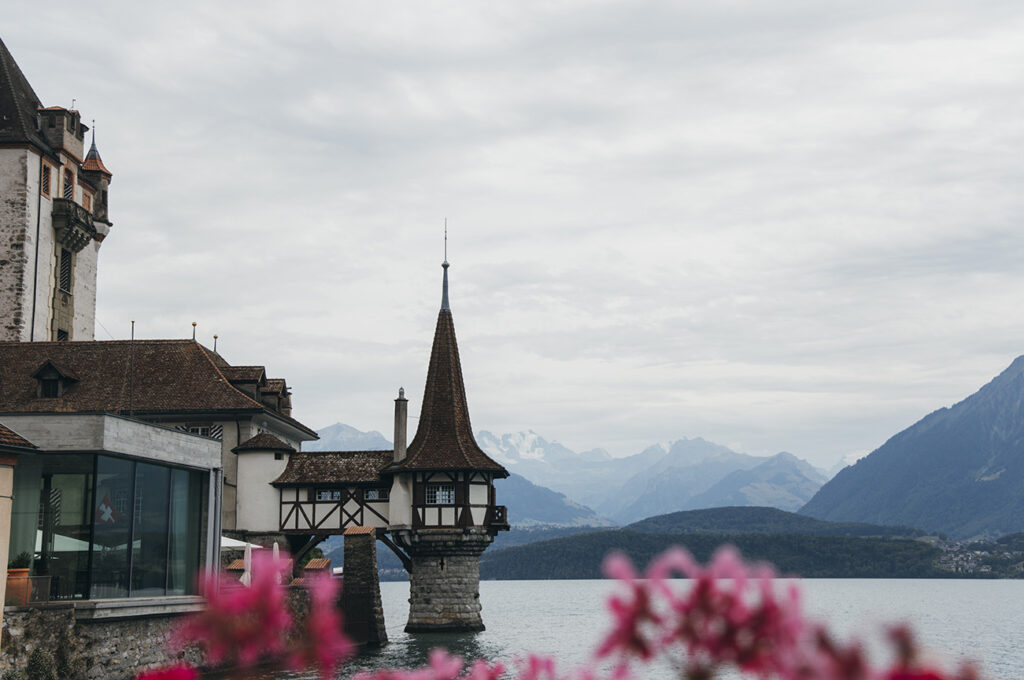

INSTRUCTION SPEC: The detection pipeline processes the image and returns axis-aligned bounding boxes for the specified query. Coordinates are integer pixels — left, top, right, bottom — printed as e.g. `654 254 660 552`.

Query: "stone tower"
0 37 112 342
388 260 510 632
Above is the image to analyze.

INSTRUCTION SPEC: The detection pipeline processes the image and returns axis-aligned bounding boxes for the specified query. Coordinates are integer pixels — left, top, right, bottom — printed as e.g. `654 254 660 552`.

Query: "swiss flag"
95 493 122 524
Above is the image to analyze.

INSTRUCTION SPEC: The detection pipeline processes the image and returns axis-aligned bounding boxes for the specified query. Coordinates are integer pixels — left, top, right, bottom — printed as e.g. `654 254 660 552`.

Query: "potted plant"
6 552 33 605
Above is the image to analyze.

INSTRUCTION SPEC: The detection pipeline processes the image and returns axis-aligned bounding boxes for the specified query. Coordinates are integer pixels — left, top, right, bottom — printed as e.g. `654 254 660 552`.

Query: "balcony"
51 198 96 252
487 505 509 531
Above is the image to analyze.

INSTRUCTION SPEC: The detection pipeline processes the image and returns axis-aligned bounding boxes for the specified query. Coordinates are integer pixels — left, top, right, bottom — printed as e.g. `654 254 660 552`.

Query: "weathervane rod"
444 218 448 263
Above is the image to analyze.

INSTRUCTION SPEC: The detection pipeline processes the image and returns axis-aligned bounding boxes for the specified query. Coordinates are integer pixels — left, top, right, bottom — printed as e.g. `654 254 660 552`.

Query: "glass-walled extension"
9 454 209 601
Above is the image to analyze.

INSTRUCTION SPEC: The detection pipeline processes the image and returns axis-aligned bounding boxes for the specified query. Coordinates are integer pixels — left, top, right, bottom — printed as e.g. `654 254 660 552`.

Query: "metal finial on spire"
441 220 450 311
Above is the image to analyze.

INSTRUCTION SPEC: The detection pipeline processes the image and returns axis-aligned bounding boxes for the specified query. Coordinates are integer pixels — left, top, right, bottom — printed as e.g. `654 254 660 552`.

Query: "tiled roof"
225 559 246 571
0 341 316 438
303 558 331 571
344 526 375 535
0 38 51 153
391 293 507 475
0 423 34 449
272 450 393 486
234 432 295 453
262 378 287 395
82 137 111 176
222 366 266 383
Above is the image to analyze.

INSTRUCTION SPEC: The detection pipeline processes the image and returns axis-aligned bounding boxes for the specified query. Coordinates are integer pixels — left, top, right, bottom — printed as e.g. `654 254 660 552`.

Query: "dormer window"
40 378 60 398
32 360 79 398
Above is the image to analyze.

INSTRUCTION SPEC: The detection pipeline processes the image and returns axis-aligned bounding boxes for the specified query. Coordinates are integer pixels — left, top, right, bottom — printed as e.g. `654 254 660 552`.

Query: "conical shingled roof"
392 266 507 476
83 136 111 176
0 37 51 153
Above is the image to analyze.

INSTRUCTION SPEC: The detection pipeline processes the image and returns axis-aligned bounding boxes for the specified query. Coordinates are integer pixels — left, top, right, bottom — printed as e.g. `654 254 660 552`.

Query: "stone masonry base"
402 528 493 633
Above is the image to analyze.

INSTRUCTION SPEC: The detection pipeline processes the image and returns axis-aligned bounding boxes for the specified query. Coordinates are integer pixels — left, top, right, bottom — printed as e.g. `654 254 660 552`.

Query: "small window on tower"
83 192 92 212
63 169 73 200
56 330 69 342
41 165 51 197
59 249 72 293
425 484 454 505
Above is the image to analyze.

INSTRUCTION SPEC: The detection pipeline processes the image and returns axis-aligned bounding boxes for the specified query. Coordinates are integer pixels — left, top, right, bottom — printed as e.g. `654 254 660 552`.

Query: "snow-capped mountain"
303 423 392 452
308 424 609 528
478 432 829 524
310 423 827 527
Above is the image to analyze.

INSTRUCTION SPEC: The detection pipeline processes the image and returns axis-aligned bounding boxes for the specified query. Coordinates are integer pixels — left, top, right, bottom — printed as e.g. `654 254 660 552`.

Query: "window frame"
41 163 52 197
425 483 455 505
63 169 74 200
364 487 389 502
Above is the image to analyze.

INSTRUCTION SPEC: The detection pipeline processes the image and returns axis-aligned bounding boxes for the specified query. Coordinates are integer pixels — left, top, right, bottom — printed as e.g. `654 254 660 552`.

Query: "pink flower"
134 663 198 680
596 552 664 661
287 572 354 679
171 551 292 667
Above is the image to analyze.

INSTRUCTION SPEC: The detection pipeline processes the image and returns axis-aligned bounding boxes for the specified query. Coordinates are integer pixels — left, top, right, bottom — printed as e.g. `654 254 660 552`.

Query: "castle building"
0 37 112 342
240 261 510 632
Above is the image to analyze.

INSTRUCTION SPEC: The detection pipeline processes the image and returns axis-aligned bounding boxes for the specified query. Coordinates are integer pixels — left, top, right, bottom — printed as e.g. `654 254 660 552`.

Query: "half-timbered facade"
246 259 509 632
273 450 394 533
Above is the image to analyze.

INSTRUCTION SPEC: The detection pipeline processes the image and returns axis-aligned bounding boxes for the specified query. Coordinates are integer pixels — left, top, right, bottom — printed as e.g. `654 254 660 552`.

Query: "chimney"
393 387 408 463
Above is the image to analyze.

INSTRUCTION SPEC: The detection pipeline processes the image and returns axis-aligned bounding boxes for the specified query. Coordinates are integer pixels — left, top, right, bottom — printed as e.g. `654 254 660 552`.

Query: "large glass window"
10 453 208 601
91 456 133 598
36 455 93 600
131 463 170 596
168 469 204 595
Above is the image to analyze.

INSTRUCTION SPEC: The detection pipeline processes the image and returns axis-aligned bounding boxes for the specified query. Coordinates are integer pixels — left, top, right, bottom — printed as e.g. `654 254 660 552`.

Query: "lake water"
287 579 1024 679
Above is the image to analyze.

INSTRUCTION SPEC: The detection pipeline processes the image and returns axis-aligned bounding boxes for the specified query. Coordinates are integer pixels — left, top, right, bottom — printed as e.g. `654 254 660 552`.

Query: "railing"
489 505 508 527
51 198 96 252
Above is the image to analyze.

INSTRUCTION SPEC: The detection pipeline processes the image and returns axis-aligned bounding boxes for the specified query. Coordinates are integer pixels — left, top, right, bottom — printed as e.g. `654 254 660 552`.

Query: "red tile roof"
234 432 295 453
0 340 317 437
82 138 111 176
392 307 507 476
303 558 331 571
0 423 34 449
344 526 376 535
272 450 393 486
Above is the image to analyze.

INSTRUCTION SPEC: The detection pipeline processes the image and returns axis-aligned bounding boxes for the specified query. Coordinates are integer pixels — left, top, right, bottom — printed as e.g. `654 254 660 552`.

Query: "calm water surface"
279 579 1023 679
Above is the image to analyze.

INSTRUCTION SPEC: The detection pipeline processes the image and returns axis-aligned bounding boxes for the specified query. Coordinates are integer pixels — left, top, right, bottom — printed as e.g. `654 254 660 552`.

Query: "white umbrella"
240 543 252 587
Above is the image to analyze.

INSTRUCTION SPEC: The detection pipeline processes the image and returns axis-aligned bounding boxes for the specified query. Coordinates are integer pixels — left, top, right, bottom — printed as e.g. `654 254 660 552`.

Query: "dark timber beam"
377 533 413 573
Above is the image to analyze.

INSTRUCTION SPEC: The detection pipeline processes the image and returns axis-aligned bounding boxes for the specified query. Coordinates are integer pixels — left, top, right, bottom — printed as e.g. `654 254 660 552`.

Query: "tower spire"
441 221 450 312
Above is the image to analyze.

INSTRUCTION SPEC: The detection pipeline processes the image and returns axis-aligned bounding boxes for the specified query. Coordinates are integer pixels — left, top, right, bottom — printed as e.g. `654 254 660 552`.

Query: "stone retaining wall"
0 588 318 680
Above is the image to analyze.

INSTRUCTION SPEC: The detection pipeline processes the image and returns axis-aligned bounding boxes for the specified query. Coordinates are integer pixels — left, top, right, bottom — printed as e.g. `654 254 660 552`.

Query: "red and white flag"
95 493 122 524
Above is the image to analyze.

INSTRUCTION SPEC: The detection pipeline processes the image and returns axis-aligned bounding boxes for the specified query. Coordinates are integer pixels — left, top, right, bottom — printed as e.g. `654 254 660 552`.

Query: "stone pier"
340 527 387 647
403 528 493 633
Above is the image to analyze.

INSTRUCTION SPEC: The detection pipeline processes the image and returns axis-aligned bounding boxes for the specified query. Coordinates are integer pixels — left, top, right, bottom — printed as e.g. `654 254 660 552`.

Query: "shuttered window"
63 169 73 199
59 249 72 292
41 165 51 196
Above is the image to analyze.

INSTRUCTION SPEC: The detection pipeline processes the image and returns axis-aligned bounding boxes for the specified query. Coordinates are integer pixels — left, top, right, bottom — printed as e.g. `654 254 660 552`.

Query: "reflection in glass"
91 456 133 598
132 463 170 596
34 455 93 600
168 469 203 595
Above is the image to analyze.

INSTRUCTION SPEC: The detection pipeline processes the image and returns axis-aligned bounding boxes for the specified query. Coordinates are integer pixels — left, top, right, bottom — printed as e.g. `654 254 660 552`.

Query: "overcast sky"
7 1 1024 467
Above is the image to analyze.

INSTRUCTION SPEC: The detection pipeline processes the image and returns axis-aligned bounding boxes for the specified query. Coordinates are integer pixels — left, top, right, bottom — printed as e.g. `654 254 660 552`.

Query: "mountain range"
304 425 608 527
801 355 1024 540
307 423 830 527
477 431 828 523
